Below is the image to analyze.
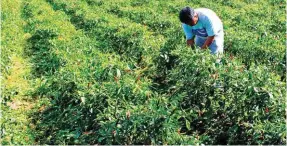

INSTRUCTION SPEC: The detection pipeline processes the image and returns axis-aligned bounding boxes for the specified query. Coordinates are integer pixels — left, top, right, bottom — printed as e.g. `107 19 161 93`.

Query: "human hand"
186 39 194 46
201 45 208 49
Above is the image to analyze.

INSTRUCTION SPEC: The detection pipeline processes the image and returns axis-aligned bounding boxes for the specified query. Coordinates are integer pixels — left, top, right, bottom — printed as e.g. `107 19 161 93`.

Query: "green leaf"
98 137 105 143
116 68 121 78
81 97 85 104
248 72 253 79
185 119 191 130
75 130 81 139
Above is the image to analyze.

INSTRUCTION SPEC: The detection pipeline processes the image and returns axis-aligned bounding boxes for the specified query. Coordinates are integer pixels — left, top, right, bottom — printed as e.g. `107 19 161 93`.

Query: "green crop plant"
168 47 286 144
1 0 286 145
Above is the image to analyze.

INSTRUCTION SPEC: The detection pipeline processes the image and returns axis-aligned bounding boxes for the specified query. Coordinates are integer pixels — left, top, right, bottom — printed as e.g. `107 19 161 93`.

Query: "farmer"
179 7 224 55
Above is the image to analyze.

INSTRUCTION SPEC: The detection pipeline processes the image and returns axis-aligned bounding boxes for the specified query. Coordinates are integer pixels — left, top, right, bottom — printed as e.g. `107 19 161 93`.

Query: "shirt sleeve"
204 17 218 36
182 23 194 40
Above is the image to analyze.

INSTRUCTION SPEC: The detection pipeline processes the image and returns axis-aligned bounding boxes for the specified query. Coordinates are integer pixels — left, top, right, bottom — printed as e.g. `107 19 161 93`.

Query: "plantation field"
1 0 286 145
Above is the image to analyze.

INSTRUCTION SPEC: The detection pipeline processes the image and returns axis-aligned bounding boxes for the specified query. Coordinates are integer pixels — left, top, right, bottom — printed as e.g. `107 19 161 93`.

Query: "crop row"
46 0 183 91
67 0 286 144
85 0 285 78
2 0 285 144
31 0 286 144
47 0 167 74
1 0 33 144
1 0 26 77
21 0 196 144
1 0 25 98
167 48 286 144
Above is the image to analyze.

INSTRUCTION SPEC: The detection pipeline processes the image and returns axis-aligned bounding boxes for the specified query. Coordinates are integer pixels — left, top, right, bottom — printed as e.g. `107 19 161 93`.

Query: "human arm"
182 23 195 47
201 35 214 49
202 15 221 49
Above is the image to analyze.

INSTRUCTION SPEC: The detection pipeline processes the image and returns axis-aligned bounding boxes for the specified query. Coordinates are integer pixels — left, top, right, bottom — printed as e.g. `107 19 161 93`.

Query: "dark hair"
179 6 195 24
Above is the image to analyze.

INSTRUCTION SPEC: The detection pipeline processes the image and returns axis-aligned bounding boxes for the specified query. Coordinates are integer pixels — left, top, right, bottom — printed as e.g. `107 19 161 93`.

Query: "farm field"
1 0 286 145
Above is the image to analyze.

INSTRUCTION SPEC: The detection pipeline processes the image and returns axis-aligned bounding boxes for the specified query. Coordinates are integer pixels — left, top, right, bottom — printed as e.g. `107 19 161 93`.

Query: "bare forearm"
202 36 215 49
186 37 195 46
